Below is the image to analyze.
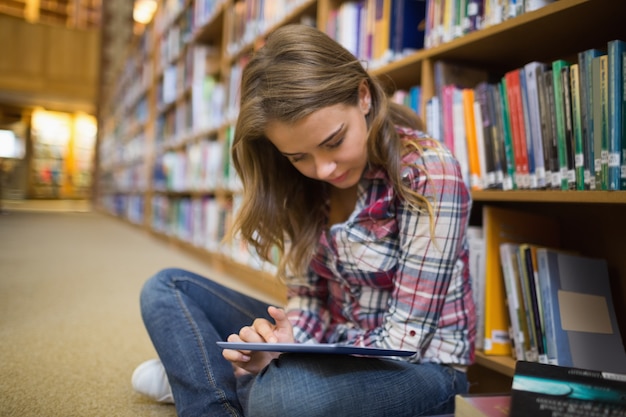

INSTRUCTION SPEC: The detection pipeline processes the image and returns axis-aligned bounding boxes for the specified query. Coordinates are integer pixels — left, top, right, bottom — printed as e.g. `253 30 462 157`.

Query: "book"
536 248 626 373
622 51 626 190
518 244 548 364
463 88 484 190
504 68 530 189
510 361 626 417
474 82 500 189
560 65 577 190
468 226 486 351
372 0 392 67
498 79 517 190
607 39 625 190
499 243 531 361
453 87 470 188
454 393 511 417
524 61 547 189
592 54 609 190
390 0 427 60
578 48 604 190
536 67 554 188
472 97 489 190
481 206 560 356
551 59 572 190
543 69 561 188
520 67 537 189
569 63 585 190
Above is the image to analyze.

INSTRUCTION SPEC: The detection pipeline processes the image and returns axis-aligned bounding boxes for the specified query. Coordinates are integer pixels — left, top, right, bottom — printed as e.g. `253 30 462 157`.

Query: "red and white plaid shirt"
286 128 476 366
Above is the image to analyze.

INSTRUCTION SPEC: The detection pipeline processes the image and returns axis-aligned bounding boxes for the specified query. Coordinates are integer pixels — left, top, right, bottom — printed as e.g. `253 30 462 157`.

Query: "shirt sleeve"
375 145 472 357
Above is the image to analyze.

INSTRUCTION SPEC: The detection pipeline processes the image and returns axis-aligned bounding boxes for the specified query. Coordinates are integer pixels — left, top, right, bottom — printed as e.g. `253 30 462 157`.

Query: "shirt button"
409 330 416 337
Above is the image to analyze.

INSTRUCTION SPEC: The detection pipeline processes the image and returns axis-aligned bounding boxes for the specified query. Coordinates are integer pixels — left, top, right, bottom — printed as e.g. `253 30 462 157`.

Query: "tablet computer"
216 342 415 357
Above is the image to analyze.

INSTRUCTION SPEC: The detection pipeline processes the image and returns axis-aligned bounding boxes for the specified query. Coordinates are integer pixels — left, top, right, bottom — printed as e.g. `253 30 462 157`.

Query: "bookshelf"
96 0 626 391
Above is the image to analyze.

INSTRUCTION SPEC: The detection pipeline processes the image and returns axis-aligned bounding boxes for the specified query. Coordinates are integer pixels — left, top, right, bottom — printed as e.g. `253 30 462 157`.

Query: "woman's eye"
327 137 345 149
289 155 306 163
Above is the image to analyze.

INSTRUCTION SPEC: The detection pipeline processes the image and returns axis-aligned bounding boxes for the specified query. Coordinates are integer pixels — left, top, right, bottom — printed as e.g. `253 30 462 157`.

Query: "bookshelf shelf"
96 0 626 393
473 190 626 205
475 351 516 378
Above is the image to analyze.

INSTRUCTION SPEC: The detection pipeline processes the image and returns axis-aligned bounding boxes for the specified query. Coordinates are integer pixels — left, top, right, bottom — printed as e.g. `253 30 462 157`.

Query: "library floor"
0 200 281 417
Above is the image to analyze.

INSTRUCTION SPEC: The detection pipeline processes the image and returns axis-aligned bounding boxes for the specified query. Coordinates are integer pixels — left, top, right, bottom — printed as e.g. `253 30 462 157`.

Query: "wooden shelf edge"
472 190 626 204
474 351 516 378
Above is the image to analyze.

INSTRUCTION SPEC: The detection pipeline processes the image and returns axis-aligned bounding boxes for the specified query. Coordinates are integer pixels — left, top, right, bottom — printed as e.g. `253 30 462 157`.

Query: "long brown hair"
230 24 435 280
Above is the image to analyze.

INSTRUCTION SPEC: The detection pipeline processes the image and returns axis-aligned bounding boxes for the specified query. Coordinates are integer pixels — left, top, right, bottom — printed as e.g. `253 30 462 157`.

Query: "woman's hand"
222 306 294 376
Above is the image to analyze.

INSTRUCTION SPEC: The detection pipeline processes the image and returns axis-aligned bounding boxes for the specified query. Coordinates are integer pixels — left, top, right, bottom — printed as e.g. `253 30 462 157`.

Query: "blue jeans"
140 268 468 417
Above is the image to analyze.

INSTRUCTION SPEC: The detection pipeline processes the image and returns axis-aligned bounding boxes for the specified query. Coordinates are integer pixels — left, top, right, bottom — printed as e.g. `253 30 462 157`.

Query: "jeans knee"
139 268 182 314
245 357 338 417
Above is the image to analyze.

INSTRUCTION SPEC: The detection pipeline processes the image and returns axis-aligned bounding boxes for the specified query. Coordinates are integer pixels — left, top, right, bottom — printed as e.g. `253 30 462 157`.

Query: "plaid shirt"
286 128 475 365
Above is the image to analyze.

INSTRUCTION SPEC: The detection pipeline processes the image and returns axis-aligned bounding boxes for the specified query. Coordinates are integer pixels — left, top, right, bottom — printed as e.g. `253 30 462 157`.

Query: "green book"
499 79 517 190
551 59 571 190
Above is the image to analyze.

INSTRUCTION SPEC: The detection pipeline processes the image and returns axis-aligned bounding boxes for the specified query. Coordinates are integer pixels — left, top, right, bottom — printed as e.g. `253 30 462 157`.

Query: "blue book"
607 40 625 190
390 0 427 60
537 248 626 373
409 85 421 115
622 51 626 190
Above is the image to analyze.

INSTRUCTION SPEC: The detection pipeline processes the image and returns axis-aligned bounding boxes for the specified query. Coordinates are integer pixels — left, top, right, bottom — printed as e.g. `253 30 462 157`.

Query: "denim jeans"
140 268 468 417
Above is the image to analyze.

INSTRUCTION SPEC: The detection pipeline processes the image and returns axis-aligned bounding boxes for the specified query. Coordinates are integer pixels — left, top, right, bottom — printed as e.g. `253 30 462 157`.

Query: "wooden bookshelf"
96 0 626 391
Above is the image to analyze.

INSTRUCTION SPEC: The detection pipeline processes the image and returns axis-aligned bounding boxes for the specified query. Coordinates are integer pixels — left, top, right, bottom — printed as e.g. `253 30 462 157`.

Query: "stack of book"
425 39 626 191
471 206 626 375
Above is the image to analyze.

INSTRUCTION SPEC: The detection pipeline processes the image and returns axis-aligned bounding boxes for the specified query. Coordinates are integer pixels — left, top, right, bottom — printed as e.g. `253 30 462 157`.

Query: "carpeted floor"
0 202 283 417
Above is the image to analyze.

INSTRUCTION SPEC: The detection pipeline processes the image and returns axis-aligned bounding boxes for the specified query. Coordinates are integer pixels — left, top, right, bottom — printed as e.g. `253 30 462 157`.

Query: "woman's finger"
251 318 278 343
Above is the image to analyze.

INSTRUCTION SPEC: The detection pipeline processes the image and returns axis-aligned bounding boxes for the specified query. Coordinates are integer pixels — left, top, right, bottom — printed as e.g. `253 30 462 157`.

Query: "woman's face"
265 83 371 189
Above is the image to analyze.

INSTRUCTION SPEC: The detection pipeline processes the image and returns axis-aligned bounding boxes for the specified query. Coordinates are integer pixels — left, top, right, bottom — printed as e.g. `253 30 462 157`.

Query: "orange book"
372 0 391 65
482 206 560 356
462 88 483 190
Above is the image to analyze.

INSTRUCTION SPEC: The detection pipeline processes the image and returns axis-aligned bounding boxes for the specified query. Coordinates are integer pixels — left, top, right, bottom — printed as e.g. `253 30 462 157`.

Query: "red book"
505 69 530 188
455 393 511 417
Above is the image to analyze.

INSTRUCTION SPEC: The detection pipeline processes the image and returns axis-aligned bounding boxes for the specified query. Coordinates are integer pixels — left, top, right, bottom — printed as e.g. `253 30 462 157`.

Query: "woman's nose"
315 157 337 179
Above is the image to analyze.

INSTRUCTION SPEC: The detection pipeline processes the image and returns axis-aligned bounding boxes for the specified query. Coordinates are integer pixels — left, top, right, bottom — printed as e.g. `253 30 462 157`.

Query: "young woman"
133 24 475 417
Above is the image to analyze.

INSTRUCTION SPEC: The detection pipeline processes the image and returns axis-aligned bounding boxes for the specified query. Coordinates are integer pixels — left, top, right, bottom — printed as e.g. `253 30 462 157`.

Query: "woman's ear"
359 80 372 114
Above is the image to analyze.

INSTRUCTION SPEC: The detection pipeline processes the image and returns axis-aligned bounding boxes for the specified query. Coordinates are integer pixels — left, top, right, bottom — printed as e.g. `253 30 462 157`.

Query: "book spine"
500 244 525 361
463 88 483 190
524 63 546 189
536 66 553 188
560 66 576 190
453 87 470 188
622 51 626 190
600 55 610 190
570 64 585 190
499 79 517 190
488 83 507 189
608 40 625 190
505 70 530 189
552 60 570 190
520 68 538 189
475 82 498 189
473 100 489 189
592 56 604 189
544 70 561 188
